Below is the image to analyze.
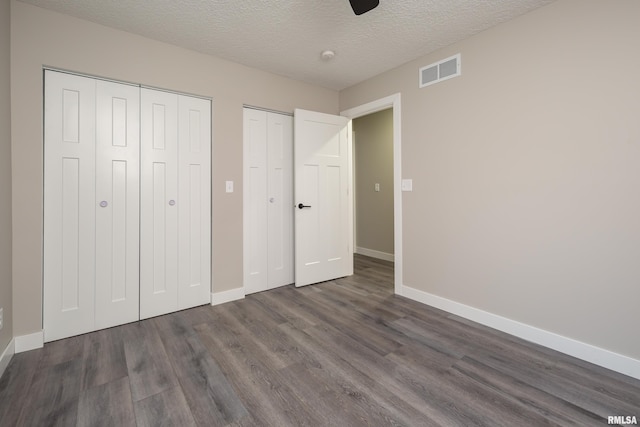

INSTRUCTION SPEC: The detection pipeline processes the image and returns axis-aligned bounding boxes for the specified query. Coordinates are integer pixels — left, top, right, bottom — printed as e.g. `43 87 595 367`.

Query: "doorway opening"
341 93 402 295
352 108 394 262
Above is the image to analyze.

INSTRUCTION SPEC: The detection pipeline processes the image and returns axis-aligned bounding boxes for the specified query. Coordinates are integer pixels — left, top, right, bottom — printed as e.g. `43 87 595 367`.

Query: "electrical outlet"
0 307 3 330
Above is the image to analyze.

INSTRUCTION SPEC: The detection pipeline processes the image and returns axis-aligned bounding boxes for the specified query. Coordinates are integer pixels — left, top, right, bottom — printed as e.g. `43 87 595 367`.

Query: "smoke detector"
321 50 336 61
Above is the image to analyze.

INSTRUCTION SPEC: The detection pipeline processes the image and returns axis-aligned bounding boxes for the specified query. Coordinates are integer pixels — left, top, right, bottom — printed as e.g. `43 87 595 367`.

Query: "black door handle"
298 203 312 209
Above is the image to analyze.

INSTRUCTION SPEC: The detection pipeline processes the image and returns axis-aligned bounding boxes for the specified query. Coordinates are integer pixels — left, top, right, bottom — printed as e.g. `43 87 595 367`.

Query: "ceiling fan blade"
349 0 379 15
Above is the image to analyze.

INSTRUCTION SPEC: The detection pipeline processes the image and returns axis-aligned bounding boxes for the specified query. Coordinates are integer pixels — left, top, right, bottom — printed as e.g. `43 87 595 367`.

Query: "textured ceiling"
18 0 556 90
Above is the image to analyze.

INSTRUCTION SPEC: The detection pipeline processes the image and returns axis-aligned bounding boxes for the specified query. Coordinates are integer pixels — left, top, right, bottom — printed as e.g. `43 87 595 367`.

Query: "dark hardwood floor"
1 255 639 426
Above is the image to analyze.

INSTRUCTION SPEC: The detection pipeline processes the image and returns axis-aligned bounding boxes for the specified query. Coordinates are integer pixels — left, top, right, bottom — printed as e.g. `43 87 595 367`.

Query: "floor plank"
195 321 323 426
81 327 128 390
1 254 639 426
159 321 249 426
134 386 197 427
121 319 179 402
76 376 136 427
0 349 42 426
16 358 82 426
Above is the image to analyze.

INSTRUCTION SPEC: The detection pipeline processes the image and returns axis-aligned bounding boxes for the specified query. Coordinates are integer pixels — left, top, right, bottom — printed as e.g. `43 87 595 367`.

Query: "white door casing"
95 79 140 329
294 109 353 287
44 71 97 341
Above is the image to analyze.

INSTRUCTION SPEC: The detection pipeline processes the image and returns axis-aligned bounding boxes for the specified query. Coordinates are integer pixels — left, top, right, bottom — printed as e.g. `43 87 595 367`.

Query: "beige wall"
0 0 13 351
10 0 338 337
341 0 640 360
353 109 394 256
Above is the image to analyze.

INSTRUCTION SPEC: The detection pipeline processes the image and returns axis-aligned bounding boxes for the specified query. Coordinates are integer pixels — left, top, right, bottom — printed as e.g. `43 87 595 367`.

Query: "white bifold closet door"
95 80 141 329
44 72 140 341
140 89 211 319
44 70 211 342
243 108 293 294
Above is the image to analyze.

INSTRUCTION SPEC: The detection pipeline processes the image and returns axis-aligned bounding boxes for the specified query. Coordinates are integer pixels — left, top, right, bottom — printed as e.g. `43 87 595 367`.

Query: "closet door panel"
95 80 140 329
177 95 211 309
243 109 268 295
267 113 294 288
242 109 293 294
140 89 179 319
44 71 97 342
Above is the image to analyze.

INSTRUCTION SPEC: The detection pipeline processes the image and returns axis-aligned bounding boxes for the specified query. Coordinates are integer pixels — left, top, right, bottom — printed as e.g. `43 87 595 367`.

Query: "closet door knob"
99 201 108 208
298 203 311 209
169 200 176 206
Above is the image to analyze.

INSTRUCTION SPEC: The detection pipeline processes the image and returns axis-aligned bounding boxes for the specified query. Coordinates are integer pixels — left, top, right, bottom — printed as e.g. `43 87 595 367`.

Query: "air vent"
419 54 461 88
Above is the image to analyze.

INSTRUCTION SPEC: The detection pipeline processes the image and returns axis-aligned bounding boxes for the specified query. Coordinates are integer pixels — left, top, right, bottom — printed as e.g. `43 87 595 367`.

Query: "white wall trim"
341 93 402 295
211 287 245 306
355 246 394 262
15 331 44 353
400 284 640 381
0 338 15 379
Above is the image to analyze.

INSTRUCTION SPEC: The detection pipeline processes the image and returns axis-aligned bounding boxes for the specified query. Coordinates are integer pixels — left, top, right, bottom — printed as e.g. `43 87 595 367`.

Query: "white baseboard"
0 338 15 378
355 247 394 262
400 284 640 381
211 287 245 306
15 330 44 353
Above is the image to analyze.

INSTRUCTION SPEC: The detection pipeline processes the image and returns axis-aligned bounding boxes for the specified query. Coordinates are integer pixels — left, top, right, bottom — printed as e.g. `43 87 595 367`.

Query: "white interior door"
294 109 353 287
95 80 140 329
140 89 179 319
177 95 211 309
44 71 97 341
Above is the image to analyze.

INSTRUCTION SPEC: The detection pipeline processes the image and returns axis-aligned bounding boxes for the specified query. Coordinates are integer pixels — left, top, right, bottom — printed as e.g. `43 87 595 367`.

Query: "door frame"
340 93 402 295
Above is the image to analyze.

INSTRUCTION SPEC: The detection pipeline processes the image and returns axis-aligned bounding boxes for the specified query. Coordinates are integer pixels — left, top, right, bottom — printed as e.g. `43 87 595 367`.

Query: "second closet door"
243 108 293 294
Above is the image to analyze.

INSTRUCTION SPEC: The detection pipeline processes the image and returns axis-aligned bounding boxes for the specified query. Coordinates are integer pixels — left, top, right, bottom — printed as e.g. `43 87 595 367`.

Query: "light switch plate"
225 181 234 193
401 179 413 192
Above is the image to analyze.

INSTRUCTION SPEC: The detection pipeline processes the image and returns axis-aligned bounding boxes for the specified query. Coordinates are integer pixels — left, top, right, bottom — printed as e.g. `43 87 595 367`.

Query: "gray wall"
10 0 338 337
0 0 13 352
353 109 394 257
341 0 640 360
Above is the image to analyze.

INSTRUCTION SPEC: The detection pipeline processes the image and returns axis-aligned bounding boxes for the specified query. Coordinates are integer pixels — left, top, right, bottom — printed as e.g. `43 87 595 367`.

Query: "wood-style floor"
1 255 639 426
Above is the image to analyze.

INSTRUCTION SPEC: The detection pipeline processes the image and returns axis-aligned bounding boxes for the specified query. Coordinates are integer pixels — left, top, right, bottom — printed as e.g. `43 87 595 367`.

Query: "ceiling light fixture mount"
321 50 336 61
